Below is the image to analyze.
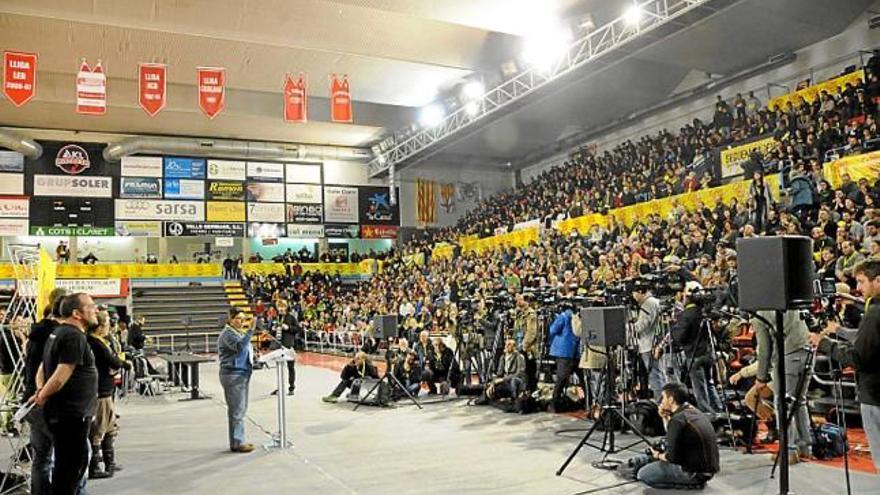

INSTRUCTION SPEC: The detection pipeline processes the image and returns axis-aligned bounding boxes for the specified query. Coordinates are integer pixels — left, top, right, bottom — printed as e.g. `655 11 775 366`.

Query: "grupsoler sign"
33 175 113 198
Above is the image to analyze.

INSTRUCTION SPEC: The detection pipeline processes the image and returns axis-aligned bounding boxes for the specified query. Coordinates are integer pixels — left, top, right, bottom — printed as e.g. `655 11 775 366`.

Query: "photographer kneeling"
625 383 719 489
322 352 379 403
475 339 527 412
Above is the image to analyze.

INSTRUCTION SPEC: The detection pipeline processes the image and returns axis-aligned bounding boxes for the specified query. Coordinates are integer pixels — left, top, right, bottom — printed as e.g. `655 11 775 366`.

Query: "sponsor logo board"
33 175 112 198
0 197 29 218
286 224 324 238
121 156 163 177
163 178 204 199
246 161 284 182
18 279 125 298
29 225 114 236
55 144 91 174
284 163 321 184
206 180 245 201
164 157 206 178
0 218 27 236
360 224 398 239
0 174 23 195
114 221 162 237
246 202 285 223
285 203 323 223
323 186 358 223
285 183 322 204
207 160 246 181
0 151 24 172
114 199 205 221
245 182 284 202
324 224 360 238
120 177 162 198
163 221 245 237
247 222 285 238
206 201 245 222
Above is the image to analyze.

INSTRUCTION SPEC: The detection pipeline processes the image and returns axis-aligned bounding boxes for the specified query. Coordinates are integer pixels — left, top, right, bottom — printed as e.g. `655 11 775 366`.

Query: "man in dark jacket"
322 351 379 402
25 288 67 495
812 259 880 471
127 316 146 351
671 282 723 414
270 309 297 396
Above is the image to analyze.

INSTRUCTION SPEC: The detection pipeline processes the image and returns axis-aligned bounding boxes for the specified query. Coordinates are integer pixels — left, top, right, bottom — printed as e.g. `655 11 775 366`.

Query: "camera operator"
752 306 812 461
810 259 880 471
514 294 539 392
549 300 580 412
476 339 527 411
632 285 664 400
671 282 724 414
625 382 719 489
393 351 422 399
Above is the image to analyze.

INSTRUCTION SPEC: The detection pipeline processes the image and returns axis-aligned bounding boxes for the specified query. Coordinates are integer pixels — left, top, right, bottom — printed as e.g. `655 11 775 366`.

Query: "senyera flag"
283 72 307 123
3 51 37 107
197 67 225 119
76 59 107 116
138 63 166 117
329 73 352 123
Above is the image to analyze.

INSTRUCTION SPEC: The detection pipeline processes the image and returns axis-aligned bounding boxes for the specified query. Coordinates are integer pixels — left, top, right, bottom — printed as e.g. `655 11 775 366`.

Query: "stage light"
419 103 446 128
464 101 480 117
624 4 643 26
521 25 572 71
462 80 484 100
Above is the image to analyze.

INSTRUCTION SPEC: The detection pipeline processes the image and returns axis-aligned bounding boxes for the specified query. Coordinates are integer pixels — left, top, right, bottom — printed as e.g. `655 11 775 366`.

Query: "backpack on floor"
626 400 666 437
812 423 845 460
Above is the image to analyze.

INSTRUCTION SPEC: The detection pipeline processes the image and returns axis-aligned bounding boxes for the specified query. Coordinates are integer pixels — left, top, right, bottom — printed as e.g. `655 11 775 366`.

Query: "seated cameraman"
476 339 527 409
810 259 880 471
322 351 379 403
393 351 422 399
671 282 724 414
626 383 719 489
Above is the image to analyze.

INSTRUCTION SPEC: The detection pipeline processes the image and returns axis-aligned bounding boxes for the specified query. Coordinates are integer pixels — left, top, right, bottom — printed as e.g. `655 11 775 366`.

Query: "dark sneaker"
232 443 255 453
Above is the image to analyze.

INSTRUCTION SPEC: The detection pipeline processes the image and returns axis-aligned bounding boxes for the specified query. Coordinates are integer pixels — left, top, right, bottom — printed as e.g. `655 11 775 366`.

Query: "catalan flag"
417 178 436 224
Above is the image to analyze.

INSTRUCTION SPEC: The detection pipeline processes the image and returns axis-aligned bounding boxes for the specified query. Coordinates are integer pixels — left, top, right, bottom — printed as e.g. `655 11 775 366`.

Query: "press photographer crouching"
474 339 527 412
624 383 719 489
322 352 379 403
810 259 880 471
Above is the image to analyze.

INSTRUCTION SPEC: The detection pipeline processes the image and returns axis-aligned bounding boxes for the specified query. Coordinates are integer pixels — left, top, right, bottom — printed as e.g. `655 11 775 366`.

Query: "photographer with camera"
671 282 724 414
624 382 719 489
632 285 664 400
810 259 880 471
322 351 380 403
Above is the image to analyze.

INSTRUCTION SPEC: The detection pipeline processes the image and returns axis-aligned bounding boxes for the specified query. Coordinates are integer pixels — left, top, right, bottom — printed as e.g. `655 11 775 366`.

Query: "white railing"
146 331 219 354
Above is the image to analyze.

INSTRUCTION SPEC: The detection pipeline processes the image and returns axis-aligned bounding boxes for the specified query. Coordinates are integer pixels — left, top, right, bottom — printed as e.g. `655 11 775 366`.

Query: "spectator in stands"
32 292 100 495
216 309 255 453
748 170 773 233
322 351 379 403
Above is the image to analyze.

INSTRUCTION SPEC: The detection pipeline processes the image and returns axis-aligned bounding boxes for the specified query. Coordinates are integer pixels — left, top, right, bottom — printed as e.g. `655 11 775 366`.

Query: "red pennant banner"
330 74 352 123
283 72 308 123
197 67 225 119
76 59 107 115
3 51 37 107
138 63 166 117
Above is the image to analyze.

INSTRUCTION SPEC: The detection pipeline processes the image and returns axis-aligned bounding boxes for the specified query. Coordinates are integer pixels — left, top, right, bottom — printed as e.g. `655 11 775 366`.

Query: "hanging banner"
283 73 308 123
121 156 162 177
244 182 284 202
246 161 284 182
330 74 353 123
52 263 220 279
0 197 28 218
286 183 322 203
3 51 37 107
138 63 166 117
197 67 225 119
119 177 162 198
417 178 436 224
206 201 246 222
206 180 245 201
823 150 880 188
285 203 323 223
76 59 106 115
323 186 358 223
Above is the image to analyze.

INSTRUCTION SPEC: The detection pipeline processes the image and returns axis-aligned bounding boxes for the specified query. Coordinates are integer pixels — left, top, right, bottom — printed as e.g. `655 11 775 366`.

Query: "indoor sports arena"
1 1 880 494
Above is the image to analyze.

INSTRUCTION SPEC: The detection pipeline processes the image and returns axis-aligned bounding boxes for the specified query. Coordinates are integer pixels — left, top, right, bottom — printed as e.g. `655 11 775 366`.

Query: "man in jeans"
632 287 664 400
24 288 67 495
627 383 719 489
32 293 99 495
217 309 255 453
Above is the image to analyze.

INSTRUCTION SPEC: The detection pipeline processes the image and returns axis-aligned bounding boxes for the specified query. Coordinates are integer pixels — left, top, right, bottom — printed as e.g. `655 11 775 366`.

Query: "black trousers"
552 358 577 407
331 378 354 398
287 361 296 391
47 416 91 495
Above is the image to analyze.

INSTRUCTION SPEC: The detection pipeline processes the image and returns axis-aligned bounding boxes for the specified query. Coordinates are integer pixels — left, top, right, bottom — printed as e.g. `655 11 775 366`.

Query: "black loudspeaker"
737 236 815 311
372 315 398 339
579 306 627 348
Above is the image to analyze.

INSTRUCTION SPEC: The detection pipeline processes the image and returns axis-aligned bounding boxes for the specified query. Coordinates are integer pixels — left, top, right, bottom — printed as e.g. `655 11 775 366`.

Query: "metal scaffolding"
368 0 715 178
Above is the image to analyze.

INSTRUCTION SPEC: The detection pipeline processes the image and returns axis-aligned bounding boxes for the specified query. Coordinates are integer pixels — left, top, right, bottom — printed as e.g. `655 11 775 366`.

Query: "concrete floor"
85 360 879 495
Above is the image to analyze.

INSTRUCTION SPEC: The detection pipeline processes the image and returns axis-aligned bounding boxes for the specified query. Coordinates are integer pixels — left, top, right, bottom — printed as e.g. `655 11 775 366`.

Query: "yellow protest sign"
720 137 776 178
768 70 865 111
823 150 880 189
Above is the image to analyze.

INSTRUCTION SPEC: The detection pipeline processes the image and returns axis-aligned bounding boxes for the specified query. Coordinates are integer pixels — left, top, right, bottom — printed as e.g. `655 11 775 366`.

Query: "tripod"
353 359 423 411
683 316 737 445
557 346 652 476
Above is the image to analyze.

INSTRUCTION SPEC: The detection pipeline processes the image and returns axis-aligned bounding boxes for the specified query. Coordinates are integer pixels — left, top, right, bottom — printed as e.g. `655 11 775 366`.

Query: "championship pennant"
329 74 352 123
283 73 307 123
197 67 226 119
138 63 167 117
3 51 37 107
76 59 106 115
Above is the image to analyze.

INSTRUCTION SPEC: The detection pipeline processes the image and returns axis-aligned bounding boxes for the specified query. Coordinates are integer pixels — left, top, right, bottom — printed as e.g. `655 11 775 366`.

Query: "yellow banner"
460 227 539 254
768 69 865 111
57 263 221 279
242 261 377 277
720 136 776 177
206 201 246 222
823 150 880 189
37 249 56 316
431 243 456 260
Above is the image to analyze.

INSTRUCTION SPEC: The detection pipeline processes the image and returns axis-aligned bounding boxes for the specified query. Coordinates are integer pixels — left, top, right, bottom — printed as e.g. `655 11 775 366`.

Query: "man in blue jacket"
217 309 255 453
549 306 580 411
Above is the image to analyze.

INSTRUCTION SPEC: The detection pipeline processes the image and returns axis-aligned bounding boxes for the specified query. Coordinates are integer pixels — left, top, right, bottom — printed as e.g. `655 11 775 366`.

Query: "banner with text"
33 175 113 198
246 202 285 223
121 156 162 177
120 177 162 198
164 221 244 237
163 178 205 199
323 186 358 223
246 162 284 182
115 199 205 221
245 182 284 203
